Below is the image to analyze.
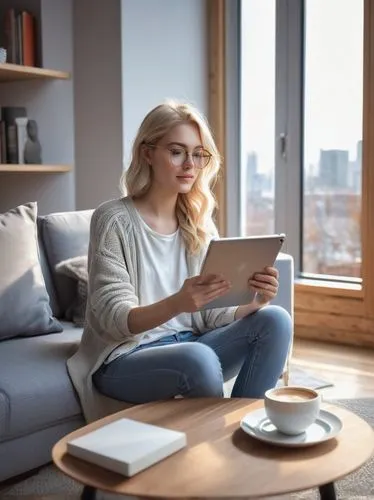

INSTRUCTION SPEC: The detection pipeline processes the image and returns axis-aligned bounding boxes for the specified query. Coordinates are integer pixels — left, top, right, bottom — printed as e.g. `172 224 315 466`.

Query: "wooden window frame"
208 0 227 237
208 0 374 348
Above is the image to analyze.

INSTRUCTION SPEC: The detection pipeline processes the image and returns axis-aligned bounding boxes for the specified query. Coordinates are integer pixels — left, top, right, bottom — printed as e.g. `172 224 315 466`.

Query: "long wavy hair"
120 101 221 254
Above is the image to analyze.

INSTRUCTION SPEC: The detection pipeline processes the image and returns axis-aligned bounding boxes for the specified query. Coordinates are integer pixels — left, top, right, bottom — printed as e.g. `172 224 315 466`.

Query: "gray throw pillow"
55 255 88 327
0 202 62 340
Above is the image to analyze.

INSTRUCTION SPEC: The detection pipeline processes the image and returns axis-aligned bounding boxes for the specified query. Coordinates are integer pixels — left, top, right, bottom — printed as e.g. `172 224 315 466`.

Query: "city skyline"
245 139 362 194
241 0 363 174
244 145 362 278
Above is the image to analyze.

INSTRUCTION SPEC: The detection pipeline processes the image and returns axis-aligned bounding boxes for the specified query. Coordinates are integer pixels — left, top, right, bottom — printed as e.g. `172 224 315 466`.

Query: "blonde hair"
120 100 221 254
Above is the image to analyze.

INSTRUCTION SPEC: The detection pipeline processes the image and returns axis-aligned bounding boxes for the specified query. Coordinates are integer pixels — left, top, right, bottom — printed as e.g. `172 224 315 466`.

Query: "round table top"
52 398 374 499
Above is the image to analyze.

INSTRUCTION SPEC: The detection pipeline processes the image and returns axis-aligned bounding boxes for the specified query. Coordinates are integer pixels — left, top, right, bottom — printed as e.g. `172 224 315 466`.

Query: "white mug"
264 386 321 435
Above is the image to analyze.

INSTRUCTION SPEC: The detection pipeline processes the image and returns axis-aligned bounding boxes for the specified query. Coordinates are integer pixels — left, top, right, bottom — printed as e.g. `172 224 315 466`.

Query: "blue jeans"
93 305 292 403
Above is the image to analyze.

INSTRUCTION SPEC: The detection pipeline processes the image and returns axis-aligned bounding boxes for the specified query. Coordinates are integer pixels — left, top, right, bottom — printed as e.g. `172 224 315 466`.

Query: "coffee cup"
264 386 321 435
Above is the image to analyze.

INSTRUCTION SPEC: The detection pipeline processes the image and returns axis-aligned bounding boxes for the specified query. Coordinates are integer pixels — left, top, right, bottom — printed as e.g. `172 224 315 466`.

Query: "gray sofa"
0 207 294 482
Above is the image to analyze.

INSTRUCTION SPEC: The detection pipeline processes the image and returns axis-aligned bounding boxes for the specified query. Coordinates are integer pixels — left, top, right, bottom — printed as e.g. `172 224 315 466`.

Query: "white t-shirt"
105 209 193 363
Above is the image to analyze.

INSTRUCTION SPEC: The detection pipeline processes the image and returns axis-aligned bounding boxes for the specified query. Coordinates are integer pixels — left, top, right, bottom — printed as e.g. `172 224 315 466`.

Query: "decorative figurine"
24 119 42 164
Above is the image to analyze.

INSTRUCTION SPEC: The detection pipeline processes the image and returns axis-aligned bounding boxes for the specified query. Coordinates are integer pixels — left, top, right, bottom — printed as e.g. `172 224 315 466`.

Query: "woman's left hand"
249 266 279 305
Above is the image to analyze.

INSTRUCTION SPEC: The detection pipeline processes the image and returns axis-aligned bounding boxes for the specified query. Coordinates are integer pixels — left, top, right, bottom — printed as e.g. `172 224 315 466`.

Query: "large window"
240 0 363 281
302 0 363 279
209 0 374 345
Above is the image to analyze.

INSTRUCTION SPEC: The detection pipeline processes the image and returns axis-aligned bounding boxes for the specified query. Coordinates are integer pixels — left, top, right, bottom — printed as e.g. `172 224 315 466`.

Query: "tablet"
199 234 286 310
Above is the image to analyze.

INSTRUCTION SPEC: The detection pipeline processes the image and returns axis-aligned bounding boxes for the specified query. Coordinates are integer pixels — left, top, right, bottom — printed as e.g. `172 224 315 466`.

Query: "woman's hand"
128 274 231 335
173 274 231 313
249 266 279 305
234 266 280 320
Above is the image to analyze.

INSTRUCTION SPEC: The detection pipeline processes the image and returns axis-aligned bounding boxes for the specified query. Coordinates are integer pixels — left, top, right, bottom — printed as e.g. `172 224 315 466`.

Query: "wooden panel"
295 289 365 316
296 310 374 335
0 164 72 173
208 0 227 236
362 0 374 317
295 324 374 348
0 63 70 82
295 281 362 297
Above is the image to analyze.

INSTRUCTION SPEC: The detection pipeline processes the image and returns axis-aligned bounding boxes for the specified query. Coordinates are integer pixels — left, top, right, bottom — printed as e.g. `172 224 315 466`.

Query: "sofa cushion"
39 209 93 318
0 202 63 340
37 218 61 318
0 322 83 441
55 255 88 326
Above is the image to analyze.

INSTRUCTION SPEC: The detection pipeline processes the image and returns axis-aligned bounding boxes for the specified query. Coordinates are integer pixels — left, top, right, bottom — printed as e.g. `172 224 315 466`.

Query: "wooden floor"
291 337 374 399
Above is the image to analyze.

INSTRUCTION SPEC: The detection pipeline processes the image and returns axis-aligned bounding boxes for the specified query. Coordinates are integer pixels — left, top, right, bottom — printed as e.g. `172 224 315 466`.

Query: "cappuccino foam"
270 388 316 402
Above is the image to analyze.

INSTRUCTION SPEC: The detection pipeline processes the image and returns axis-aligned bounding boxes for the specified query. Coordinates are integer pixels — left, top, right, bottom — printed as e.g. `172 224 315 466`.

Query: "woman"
67 101 292 423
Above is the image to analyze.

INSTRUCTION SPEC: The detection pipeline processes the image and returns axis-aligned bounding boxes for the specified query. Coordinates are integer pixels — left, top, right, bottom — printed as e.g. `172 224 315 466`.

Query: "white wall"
121 0 208 167
73 0 123 211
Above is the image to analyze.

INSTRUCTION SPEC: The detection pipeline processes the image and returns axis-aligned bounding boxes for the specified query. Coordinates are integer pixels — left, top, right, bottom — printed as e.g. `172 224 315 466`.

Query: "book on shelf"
3 8 36 66
66 417 187 477
0 107 27 164
0 121 6 164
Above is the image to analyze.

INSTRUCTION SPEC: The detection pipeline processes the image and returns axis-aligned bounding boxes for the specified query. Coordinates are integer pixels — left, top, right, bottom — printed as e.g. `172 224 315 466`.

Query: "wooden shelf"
0 63 70 82
0 164 72 173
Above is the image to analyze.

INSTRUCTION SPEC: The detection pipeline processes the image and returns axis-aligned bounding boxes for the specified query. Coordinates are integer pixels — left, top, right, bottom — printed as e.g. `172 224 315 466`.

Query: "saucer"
240 408 343 448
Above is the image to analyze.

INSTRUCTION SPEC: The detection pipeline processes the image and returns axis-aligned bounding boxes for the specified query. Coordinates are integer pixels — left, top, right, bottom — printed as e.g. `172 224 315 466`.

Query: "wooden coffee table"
52 398 374 500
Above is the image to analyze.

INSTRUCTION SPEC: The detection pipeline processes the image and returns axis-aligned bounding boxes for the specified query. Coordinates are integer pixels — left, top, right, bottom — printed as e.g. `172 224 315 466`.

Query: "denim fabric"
93 305 292 403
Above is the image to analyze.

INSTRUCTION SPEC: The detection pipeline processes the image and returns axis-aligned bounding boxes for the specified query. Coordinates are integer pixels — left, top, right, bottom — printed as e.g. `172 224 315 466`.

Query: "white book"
66 418 187 477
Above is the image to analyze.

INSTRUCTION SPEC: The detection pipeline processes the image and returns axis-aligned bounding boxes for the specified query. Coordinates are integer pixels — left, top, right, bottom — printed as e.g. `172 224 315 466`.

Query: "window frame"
208 0 374 347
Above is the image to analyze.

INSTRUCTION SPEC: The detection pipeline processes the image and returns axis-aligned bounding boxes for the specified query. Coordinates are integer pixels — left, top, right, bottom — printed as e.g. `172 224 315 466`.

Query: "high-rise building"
246 151 258 194
318 149 349 189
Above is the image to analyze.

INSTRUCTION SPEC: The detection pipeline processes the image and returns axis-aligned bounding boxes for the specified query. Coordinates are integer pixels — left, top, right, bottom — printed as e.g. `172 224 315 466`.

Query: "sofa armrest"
273 252 294 383
272 252 294 319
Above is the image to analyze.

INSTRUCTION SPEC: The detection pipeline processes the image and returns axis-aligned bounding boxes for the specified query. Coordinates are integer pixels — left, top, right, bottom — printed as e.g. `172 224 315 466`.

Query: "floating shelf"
0 165 72 173
0 63 70 82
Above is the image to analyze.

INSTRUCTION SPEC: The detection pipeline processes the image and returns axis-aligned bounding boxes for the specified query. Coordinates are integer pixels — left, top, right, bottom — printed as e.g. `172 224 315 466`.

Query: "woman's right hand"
172 274 231 313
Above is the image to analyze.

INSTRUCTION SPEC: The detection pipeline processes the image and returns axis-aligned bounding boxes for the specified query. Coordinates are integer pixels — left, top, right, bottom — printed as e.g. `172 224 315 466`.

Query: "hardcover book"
67 417 187 477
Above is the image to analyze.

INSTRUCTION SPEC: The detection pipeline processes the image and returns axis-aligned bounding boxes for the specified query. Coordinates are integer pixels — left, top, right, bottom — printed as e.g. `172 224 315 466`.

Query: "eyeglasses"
148 145 212 169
